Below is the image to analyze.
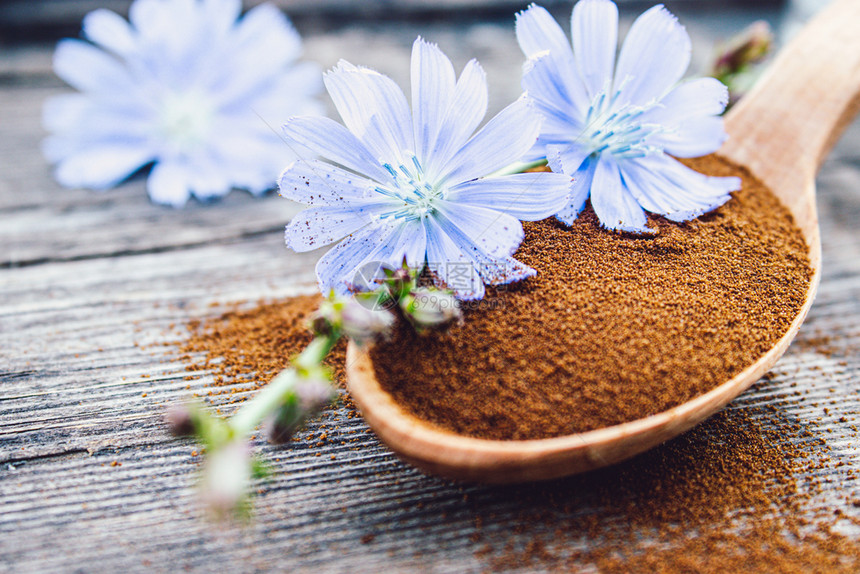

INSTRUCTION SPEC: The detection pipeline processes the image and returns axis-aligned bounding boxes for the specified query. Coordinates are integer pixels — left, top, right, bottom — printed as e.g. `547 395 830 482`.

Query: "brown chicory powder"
370 154 813 440
179 294 345 400
175 294 859 572
173 153 855 570
174 226 857 571
475 403 860 572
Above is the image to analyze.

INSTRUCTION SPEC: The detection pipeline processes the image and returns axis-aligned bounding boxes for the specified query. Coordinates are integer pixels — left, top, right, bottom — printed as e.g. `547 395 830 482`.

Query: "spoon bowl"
345 0 860 483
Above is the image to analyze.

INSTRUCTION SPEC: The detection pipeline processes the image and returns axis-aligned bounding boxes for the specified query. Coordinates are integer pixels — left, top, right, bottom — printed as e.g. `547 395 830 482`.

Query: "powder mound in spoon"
370 154 812 440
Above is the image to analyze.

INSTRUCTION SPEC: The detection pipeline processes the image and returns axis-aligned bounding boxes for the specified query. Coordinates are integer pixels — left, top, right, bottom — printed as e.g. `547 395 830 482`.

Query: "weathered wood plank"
2 5 860 572
2 144 859 571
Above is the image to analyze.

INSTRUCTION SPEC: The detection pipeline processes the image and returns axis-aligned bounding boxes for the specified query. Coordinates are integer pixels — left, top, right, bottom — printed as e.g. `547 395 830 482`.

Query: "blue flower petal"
476 256 536 287
411 38 456 164
279 160 374 205
517 5 591 117
42 94 89 135
147 160 192 207
42 94 152 153
212 4 308 106
546 143 591 177
251 62 324 117
183 152 234 200
446 172 571 221
324 61 412 165
651 116 728 158
282 116 392 182
285 201 390 252
202 0 242 36
643 78 729 126
571 0 618 98
522 54 586 133
620 155 738 221
129 0 201 68
516 4 575 61
423 217 486 300
643 78 730 157
590 156 653 234
316 225 396 296
53 39 135 95
368 218 427 272
441 96 541 185
82 9 136 57
426 216 535 295
614 4 691 105
426 59 488 178
434 201 524 259
351 218 428 280
234 3 297 55
128 0 164 34
54 143 153 191
555 154 598 225
401 218 429 270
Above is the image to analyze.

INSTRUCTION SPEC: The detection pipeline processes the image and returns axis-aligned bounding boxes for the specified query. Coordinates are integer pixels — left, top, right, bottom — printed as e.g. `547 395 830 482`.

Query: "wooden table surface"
2 3 859 572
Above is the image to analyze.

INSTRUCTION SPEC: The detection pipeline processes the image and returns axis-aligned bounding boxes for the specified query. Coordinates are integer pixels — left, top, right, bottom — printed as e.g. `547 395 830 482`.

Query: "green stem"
294 335 339 372
490 158 549 177
229 334 339 437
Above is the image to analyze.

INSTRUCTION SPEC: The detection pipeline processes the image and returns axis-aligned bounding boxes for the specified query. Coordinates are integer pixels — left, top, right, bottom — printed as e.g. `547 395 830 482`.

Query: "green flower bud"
340 297 395 345
400 287 462 331
309 313 335 337
386 265 415 300
267 375 335 444
165 405 197 437
713 21 773 79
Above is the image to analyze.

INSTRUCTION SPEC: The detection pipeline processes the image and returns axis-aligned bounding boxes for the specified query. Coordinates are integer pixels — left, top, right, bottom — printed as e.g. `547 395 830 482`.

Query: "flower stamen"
577 82 666 160
376 155 444 221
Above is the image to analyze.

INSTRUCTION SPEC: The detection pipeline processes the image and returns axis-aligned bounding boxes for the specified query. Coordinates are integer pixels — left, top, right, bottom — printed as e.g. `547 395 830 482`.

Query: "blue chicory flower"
280 38 572 300
43 0 323 207
516 0 741 233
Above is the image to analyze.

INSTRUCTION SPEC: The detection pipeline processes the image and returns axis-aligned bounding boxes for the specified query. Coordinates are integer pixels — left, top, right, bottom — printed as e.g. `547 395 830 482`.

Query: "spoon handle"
721 0 860 209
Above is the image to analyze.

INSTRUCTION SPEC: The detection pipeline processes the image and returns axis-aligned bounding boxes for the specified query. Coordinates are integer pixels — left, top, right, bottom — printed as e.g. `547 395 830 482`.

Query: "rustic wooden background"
2 1 858 572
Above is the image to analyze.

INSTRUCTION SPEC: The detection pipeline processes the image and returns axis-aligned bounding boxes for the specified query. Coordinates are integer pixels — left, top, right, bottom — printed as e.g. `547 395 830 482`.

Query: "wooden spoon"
345 0 860 483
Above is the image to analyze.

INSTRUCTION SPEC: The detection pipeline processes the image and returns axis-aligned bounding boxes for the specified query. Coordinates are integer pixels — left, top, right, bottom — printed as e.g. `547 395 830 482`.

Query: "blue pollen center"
578 83 665 160
375 156 443 221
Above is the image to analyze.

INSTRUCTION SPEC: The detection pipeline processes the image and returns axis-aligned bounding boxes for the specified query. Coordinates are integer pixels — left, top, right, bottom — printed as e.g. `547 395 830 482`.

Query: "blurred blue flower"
43 0 323 207
280 38 571 300
517 0 741 233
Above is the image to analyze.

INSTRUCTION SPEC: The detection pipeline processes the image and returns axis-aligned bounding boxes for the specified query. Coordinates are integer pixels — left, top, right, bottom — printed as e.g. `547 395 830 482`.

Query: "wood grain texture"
0 0 706 32
1 5 859 573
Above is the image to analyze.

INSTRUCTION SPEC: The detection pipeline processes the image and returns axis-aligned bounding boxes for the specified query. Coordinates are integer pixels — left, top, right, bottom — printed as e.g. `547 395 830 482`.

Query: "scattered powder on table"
175 298 858 572
173 153 848 571
370 154 813 439
474 403 860 572
179 294 345 400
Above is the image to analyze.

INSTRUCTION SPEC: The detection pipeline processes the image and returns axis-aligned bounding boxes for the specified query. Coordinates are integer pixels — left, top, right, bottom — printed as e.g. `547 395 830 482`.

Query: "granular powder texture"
370 155 812 439
474 404 860 572
180 294 346 398
175 294 858 571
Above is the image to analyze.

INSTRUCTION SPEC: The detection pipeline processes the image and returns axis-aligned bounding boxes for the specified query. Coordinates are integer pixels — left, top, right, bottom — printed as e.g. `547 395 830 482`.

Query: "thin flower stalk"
167 265 461 516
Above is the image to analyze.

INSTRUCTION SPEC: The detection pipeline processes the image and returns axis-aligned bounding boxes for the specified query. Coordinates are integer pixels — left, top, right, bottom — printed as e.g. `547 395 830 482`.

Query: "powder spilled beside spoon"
345 0 860 482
